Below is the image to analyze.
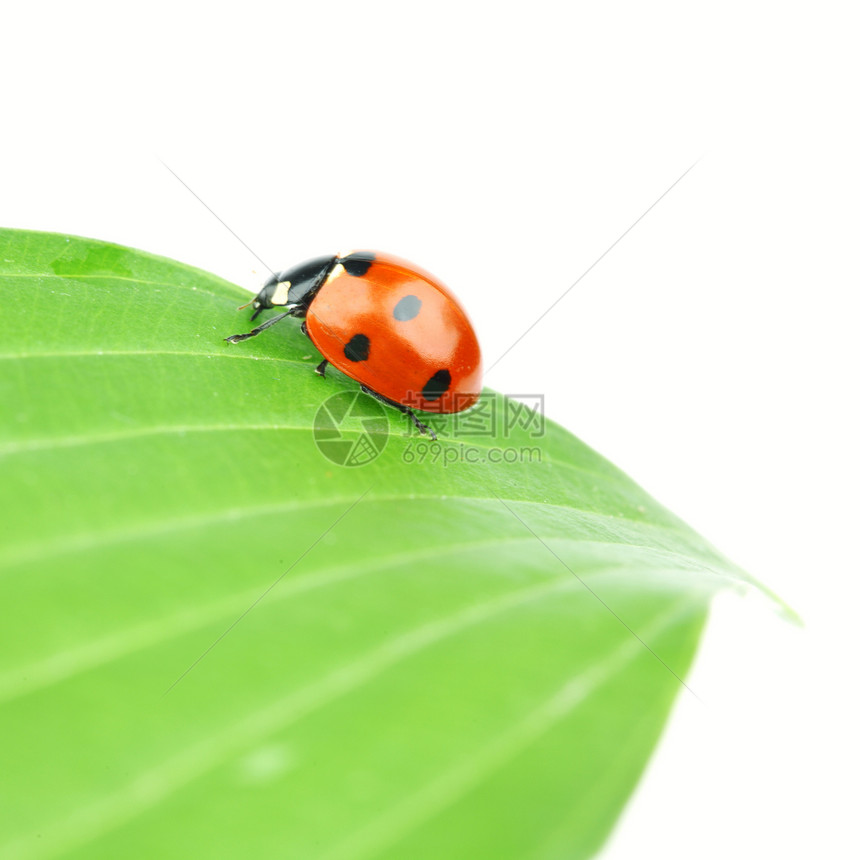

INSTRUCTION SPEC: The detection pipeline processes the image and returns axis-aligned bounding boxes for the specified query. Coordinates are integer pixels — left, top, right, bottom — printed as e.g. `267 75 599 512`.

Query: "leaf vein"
0 494 728 575
2 574 636 860
320 598 700 860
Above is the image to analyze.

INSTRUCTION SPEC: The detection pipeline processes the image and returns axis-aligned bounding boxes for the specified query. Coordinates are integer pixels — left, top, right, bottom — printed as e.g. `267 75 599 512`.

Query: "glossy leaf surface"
0 230 762 859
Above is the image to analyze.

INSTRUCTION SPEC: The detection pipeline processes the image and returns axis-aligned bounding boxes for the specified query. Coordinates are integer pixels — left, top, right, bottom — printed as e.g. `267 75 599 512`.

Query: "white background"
3 2 858 857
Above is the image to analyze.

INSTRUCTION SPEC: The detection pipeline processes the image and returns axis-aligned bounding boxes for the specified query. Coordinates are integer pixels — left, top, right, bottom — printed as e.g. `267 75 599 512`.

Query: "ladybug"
225 251 482 439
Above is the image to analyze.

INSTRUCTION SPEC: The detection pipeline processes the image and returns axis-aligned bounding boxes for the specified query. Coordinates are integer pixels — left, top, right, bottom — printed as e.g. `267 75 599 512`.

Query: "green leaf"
0 229 777 860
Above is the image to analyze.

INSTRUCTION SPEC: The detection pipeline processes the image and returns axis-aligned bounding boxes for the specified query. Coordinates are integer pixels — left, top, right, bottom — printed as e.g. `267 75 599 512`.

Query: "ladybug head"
245 255 337 320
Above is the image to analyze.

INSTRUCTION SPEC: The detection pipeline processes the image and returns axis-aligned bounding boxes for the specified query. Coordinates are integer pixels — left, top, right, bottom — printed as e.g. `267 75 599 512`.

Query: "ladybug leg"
298 323 328 376
400 407 437 441
224 311 292 344
404 408 437 441
360 385 437 441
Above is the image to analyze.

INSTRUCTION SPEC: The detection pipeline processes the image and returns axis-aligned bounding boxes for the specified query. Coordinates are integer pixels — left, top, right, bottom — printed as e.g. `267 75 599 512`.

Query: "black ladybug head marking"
422 369 451 401
340 252 376 277
344 333 371 362
247 255 337 319
393 294 422 322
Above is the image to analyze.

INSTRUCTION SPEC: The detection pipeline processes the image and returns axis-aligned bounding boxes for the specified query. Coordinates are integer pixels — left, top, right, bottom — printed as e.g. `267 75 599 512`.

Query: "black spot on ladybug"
344 333 370 362
422 369 451 401
341 252 376 277
393 294 422 322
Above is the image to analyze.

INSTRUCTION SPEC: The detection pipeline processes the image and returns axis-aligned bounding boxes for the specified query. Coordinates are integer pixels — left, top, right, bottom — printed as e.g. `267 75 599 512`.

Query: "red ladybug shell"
305 252 482 413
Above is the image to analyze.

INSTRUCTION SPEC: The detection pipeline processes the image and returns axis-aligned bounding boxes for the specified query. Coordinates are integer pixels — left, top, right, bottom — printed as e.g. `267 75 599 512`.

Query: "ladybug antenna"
236 299 254 311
